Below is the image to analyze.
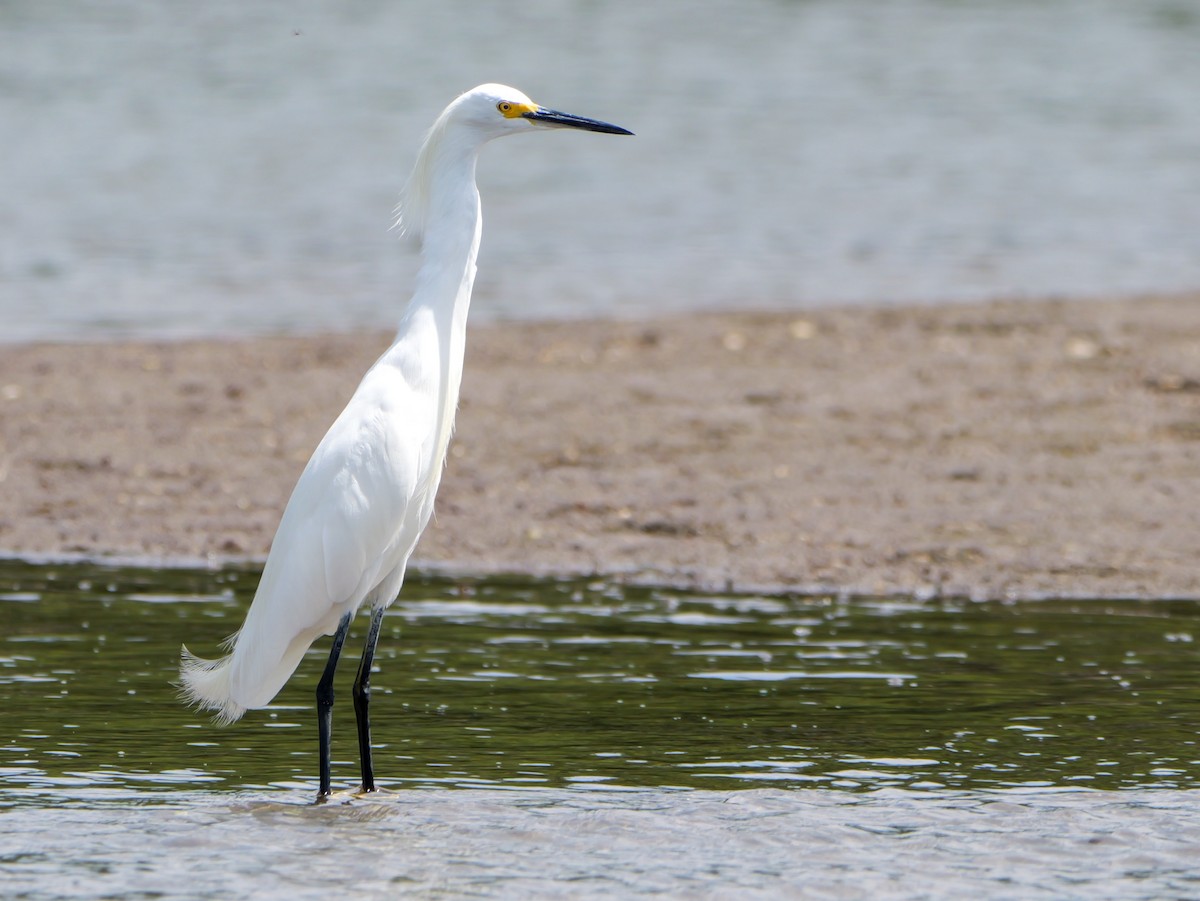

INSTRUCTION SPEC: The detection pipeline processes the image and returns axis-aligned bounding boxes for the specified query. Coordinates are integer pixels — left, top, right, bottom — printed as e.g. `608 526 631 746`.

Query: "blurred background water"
1 0 1198 343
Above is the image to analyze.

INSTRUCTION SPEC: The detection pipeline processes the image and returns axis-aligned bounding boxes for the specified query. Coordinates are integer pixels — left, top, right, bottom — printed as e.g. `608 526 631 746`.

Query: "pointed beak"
522 107 633 135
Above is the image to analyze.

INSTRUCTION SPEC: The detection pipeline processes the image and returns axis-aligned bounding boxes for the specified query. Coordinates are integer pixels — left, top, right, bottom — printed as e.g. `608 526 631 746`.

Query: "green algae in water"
0 560 1197 803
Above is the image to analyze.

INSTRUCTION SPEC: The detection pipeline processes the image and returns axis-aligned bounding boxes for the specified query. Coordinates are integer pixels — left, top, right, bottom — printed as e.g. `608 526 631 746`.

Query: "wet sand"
2 295 1198 600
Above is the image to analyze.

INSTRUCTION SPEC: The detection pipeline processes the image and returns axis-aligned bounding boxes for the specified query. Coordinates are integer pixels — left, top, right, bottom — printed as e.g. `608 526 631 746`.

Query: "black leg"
316 611 353 799
352 605 386 792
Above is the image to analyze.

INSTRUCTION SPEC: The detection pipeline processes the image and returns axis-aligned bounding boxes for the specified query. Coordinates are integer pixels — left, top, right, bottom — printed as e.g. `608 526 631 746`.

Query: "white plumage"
178 83 631 795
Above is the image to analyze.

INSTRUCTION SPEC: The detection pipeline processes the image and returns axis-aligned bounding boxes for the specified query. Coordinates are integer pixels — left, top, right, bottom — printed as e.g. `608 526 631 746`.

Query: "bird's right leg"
316 611 353 800
351 605 386 793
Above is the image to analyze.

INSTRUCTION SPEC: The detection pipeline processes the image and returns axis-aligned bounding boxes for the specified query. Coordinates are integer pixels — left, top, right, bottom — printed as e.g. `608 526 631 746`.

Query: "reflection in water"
1 561 1197 800
3 561 1199 898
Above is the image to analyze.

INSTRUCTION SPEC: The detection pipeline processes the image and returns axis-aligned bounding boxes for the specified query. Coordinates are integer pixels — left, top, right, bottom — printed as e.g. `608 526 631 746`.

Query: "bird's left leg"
352 605 386 792
316 611 353 799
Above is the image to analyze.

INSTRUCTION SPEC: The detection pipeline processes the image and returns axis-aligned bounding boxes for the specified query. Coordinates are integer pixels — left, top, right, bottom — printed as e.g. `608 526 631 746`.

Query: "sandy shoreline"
2 295 1198 600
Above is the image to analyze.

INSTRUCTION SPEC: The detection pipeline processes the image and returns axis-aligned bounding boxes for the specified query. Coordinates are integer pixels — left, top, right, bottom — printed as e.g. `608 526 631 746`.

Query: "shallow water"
6 788 1200 900
3 0 1200 342
1 561 1198 897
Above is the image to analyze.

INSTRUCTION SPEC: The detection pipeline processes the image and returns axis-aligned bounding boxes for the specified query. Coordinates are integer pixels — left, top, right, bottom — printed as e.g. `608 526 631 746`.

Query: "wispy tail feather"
178 645 247 726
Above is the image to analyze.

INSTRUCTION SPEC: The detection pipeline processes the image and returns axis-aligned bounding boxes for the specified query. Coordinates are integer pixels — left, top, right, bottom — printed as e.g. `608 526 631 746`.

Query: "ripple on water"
2 560 1199 896
4 788 1200 899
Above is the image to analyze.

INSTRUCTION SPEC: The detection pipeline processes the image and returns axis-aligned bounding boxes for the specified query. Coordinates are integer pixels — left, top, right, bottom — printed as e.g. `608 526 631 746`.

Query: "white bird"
179 84 631 798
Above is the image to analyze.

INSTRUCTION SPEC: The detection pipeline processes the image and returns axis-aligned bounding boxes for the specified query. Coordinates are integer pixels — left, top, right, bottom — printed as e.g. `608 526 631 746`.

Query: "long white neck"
392 123 485 471
402 133 482 335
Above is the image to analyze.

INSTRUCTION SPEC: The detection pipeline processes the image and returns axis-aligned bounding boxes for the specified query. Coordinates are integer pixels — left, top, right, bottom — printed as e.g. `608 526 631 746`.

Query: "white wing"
224 357 439 710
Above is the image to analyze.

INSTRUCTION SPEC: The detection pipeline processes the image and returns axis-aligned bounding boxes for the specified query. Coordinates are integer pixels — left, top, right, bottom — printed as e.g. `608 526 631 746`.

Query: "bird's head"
396 84 631 239
449 83 633 140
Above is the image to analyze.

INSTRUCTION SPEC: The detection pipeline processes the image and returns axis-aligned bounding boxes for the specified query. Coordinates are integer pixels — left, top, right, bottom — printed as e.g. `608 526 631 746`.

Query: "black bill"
523 108 634 135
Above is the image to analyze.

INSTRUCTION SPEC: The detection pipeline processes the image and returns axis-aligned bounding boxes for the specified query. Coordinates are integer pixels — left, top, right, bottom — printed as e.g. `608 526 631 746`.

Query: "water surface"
1 560 1197 897
3 561 1198 798
2 0 1199 342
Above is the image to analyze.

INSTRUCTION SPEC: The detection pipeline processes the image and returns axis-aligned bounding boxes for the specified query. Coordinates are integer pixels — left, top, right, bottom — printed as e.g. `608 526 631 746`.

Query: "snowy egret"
179 84 631 797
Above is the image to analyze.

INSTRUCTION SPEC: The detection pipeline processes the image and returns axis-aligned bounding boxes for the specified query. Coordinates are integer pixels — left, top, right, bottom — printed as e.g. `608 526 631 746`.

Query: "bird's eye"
497 101 512 114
